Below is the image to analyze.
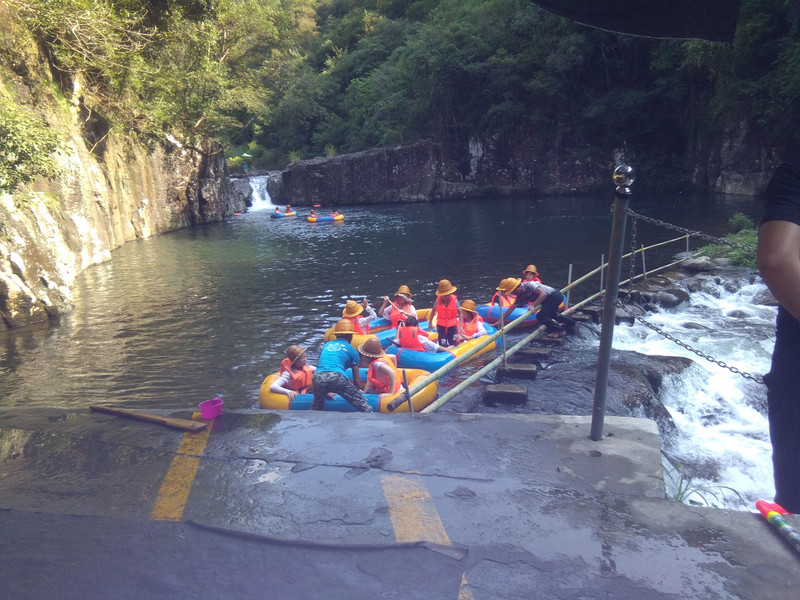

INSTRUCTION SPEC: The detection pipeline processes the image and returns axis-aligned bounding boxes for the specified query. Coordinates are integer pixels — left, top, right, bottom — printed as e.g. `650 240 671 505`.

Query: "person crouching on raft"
432 279 461 347
498 277 575 338
358 338 402 396
458 299 487 341
269 344 315 401
342 298 377 334
311 320 373 412
379 285 417 328
522 264 542 283
393 316 448 353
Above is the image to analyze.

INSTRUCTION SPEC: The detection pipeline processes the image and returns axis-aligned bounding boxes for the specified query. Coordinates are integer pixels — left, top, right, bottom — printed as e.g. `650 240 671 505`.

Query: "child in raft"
358 338 402 397
309 209 317 218
269 345 316 400
285 204 292 213
432 279 461 347
522 264 542 283
341 298 378 334
379 285 418 328
458 299 487 341
393 316 448 353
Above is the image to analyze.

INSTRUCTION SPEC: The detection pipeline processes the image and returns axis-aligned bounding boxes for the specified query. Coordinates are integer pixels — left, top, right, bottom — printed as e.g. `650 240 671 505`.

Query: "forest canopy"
1 0 798 188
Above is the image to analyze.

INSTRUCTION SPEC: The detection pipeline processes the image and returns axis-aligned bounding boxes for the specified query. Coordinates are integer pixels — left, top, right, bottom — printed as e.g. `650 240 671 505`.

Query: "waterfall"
248 175 276 211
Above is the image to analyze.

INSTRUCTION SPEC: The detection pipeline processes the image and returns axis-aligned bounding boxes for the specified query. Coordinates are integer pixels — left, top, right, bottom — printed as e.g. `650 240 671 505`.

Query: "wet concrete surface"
1 407 798 599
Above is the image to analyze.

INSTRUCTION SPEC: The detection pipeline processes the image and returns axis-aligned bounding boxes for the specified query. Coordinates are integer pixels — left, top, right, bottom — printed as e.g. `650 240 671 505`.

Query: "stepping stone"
482 384 528 406
578 306 602 323
514 347 552 363
496 364 539 380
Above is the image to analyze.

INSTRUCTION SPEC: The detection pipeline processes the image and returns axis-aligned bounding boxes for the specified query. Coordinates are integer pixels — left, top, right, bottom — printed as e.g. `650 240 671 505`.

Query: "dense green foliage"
0 95 61 193
698 213 758 268
1 0 799 180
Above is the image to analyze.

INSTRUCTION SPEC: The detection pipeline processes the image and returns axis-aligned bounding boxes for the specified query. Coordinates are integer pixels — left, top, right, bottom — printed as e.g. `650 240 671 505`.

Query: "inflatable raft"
307 214 344 223
384 325 499 370
321 308 433 347
270 211 297 219
258 367 438 413
477 295 567 328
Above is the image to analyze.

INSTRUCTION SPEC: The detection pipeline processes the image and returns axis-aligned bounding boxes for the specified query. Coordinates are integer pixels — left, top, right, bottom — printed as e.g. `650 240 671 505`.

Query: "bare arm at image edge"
758 220 800 323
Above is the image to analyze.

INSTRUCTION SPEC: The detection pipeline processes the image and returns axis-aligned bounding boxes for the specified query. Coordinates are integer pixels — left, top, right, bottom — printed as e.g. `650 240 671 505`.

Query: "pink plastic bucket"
199 396 223 419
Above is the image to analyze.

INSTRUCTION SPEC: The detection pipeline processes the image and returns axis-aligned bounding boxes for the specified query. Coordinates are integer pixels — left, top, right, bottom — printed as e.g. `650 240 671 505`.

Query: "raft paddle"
90 405 207 433
756 499 800 556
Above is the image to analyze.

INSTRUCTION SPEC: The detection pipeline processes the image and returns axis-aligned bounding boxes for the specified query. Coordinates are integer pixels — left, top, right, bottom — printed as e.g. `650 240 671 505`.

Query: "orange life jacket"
463 314 484 338
388 302 413 328
491 292 515 308
367 355 401 394
344 315 368 334
397 325 427 352
434 294 460 327
280 358 314 393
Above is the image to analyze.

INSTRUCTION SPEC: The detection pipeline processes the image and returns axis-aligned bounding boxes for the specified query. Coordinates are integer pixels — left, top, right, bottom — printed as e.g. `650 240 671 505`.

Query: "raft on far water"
270 211 297 219
258 367 437 413
307 213 344 223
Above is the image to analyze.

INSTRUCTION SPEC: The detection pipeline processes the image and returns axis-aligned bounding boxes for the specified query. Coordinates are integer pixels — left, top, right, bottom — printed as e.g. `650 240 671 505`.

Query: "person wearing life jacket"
379 285 417 328
459 299 487 341
393 316 446 353
269 345 315 401
432 279 460 347
358 337 402 396
285 204 292 213
498 277 575 338
491 278 517 309
311 319 373 412
341 298 377 334
522 264 542 283
309 209 317 218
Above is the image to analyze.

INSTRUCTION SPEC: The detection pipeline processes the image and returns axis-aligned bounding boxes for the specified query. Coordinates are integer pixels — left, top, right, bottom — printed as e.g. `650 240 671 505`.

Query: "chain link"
625 209 757 252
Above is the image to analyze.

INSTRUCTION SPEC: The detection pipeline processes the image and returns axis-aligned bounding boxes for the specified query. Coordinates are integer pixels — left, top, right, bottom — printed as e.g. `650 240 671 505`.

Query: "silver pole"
567 263 573 306
599 254 604 294
590 165 634 441
641 245 647 280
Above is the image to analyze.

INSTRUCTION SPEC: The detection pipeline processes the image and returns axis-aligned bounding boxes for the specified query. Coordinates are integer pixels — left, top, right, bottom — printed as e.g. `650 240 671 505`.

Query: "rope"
625 209 757 252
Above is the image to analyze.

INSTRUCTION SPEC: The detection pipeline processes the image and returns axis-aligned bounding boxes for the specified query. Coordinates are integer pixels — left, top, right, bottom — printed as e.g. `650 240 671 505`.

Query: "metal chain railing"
616 211 765 385
626 209 757 252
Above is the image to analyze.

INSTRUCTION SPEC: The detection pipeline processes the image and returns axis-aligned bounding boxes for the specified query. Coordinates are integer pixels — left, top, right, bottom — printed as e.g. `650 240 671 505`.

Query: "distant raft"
307 214 344 223
270 211 297 219
384 325 499 370
258 367 438 413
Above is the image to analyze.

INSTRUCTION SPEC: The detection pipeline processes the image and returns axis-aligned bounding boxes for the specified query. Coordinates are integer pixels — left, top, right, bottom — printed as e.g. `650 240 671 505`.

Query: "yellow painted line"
151 412 212 521
381 474 474 599
381 473 451 544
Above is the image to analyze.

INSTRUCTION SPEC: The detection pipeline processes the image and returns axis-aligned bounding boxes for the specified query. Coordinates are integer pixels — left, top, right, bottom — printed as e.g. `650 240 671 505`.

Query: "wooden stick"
90 405 207 433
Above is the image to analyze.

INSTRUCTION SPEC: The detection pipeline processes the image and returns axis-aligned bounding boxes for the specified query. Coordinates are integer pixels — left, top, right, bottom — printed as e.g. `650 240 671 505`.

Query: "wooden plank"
89 405 207 433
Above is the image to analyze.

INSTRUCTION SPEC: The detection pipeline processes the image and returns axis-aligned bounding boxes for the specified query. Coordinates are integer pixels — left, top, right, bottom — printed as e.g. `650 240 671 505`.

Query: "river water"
0 175 774 509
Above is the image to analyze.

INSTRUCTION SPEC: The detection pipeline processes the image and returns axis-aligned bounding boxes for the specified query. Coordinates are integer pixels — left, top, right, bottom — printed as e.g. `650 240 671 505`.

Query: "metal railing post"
590 165 634 441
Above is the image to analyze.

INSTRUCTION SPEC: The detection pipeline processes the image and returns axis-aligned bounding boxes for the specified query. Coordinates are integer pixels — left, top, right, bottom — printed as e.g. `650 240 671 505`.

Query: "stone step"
496 363 539 380
482 384 528 406
512 347 552 363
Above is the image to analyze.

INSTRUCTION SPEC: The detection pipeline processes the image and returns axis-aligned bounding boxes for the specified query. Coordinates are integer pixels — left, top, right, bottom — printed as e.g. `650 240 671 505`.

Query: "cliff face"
271 122 780 207
0 99 243 330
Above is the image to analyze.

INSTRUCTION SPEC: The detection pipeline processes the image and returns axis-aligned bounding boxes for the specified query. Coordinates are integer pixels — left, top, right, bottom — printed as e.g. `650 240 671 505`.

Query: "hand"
287 391 298 400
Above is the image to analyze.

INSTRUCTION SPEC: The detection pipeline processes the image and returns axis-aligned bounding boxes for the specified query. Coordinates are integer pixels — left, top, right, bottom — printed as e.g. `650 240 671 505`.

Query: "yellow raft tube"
258 368 437 413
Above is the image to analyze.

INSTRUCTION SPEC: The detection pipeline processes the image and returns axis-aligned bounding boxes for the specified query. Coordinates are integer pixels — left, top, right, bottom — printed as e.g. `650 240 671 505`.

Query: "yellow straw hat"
460 299 477 313
286 345 307 365
496 278 521 294
522 264 538 275
358 337 385 358
393 285 413 301
435 279 457 296
333 319 356 335
342 300 363 318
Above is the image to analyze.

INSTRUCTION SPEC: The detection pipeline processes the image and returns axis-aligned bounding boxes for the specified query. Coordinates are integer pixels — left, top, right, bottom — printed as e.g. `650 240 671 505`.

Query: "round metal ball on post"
589 164 634 441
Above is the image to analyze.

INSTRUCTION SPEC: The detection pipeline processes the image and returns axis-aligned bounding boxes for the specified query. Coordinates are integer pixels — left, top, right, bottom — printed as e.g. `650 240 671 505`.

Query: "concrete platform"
1 408 798 599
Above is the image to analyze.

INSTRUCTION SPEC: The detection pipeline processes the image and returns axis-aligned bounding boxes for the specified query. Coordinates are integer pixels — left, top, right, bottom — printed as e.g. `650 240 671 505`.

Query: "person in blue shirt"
311 319 373 412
